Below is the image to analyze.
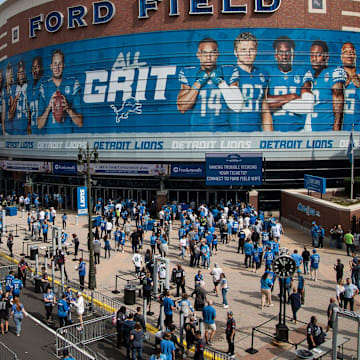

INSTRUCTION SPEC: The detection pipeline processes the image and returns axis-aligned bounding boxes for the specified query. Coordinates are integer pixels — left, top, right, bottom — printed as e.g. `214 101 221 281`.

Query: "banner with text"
77 186 88 215
206 153 263 186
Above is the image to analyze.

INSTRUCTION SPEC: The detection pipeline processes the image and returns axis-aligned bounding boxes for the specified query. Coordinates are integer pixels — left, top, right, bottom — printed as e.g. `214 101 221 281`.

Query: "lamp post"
77 142 99 290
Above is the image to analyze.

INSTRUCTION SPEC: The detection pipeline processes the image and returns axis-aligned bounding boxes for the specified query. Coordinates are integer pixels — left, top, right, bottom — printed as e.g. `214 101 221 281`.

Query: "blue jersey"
304 66 346 131
12 279 23 296
264 251 274 264
5 275 14 292
13 83 29 135
343 77 360 131
178 65 232 131
267 66 308 131
310 254 320 269
3 84 17 135
39 76 82 134
229 65 269 132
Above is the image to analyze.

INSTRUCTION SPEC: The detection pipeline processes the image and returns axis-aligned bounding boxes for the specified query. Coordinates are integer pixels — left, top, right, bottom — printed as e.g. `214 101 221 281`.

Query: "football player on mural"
341 42 360 131
177 37 243 132
37 49 83 133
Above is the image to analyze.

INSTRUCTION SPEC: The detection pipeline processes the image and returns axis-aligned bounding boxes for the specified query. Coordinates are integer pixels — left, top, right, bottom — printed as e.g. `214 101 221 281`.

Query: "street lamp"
77 142 99 290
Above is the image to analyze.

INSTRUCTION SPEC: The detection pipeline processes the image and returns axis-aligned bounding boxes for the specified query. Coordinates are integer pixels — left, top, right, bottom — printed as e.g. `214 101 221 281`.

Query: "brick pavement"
1 209 359 359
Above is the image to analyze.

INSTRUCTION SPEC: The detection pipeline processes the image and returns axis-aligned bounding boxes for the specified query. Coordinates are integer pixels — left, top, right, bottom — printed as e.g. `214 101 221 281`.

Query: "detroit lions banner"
77 186 88 215
0 27 359 161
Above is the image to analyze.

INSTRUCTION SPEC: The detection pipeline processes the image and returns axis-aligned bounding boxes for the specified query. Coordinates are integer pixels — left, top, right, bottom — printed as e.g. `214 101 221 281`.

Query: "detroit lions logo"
110 97 142 123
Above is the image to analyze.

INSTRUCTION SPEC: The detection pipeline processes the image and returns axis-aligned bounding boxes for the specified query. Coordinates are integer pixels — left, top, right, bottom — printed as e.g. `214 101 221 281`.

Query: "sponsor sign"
53 161 77 175
78 163 169 176
170 164 205 178
0 160 51 173
304 174 326 194
205 153 262 186
77 186 88 215
297 202 321 217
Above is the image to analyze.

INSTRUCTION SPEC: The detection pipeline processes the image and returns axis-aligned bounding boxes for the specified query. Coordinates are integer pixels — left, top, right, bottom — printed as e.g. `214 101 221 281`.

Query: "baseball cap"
297 269 302 273
77 292 82 296
313 249 317 253
312 221 316 225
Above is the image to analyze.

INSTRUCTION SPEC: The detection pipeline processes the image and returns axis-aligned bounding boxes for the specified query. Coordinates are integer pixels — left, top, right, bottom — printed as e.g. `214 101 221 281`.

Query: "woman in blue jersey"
260 272 273 311
10 297 27 336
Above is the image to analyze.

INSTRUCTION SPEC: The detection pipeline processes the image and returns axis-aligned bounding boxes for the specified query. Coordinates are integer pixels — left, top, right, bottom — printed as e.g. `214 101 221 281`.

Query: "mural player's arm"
37 90 56 129
61 92 83 127
267 92 300 111
209 68 243 112
177 69 209 113
331 82 345 131
261 90 273 131
8 93 18 121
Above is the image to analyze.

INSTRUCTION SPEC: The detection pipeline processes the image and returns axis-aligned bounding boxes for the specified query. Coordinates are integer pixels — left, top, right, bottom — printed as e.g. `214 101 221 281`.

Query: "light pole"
77 142 99 290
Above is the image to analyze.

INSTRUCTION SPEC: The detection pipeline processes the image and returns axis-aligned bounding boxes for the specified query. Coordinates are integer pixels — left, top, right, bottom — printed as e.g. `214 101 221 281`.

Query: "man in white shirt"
271 220 283 243
132 250 143 276
106 220 113 239
210 263 223 297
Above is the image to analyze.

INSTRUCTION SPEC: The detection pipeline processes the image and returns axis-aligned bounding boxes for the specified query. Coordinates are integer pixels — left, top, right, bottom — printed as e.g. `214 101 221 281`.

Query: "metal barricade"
55 314 115 351
55 332 103 360
0 341 19 360
206 346 233 360
0 265 18 281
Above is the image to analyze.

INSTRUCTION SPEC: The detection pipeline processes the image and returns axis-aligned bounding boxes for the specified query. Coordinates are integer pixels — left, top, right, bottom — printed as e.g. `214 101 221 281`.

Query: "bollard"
159 303 165 331
143 297 147 326
179 311 184 345
35 252 39 276
75 215 79 225
22 209 25 219
112 274 120 294
199 318 204 339
45 256 48 273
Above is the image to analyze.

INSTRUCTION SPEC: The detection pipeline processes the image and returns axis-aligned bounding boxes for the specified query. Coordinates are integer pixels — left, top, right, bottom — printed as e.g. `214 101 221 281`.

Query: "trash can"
124 284 136 305
34 276 42 293
30 245 38 260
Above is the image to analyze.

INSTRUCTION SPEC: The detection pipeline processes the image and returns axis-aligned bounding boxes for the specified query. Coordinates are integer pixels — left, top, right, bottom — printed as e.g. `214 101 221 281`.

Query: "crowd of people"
1 192 360 358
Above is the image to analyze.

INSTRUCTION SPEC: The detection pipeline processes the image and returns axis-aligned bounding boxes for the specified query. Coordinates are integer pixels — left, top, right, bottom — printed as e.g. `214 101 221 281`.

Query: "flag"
347 131 354 163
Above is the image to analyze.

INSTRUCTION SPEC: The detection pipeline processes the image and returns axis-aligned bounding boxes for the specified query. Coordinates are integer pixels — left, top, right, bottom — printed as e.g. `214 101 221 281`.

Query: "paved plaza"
0 210 359 359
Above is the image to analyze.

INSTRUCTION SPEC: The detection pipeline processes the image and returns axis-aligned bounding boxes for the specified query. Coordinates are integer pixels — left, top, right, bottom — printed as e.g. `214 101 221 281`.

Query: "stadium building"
0 0 359 210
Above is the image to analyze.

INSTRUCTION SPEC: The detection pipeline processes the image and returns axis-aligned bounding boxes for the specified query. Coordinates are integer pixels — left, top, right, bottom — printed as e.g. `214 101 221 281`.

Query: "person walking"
210 263 222 297
310 249 320 281
44 286 56 325
194 331 205 360
344 230 354 256
104 235 111 259
343 277 359 311
94 239 101 265
160 332 176 360
76 258 86 290
202 300 216 345
288 288 301 324
334 259 344 283
174 264 186 298
7 233 14 257
72 234 80 260
10 297 27 336
17 257 30 288
220 273 229 309
115 306 127 348
225 311 236 356
72 292 85 330
302 247 310 274
297 270 306 305
326 297 339 332
0 292 11 334
130 322 144 360
307 316 325 350
163 291 176 328
336 279 345 308
260 272 273 311
58 293 69 328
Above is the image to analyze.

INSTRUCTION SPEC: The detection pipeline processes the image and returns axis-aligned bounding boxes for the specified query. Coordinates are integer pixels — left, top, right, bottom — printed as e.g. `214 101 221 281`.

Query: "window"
11 26 19 44
308 0 326 14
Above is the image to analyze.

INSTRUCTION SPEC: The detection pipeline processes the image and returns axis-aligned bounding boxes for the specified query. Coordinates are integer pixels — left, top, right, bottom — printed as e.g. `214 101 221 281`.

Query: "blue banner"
170 164 205 178
206 153 263 186
53 161 77 175
77 186 88 215
0 27 359 137
304 174 326 194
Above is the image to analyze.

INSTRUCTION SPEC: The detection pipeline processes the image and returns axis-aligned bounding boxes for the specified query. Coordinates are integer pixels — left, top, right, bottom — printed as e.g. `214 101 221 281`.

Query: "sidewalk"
1 210 359 359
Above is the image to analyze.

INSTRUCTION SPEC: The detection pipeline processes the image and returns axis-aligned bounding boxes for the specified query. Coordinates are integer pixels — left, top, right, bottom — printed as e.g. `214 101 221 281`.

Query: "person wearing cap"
225 311 236 356
310 249 320 281
76 258 86 290
311 221 319 248
72 292 84 330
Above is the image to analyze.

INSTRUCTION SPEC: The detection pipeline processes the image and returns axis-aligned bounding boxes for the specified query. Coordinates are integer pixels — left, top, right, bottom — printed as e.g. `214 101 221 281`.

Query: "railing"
206 346 233 360
55 314 115 351
0 341 19 360
0 265 18 281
